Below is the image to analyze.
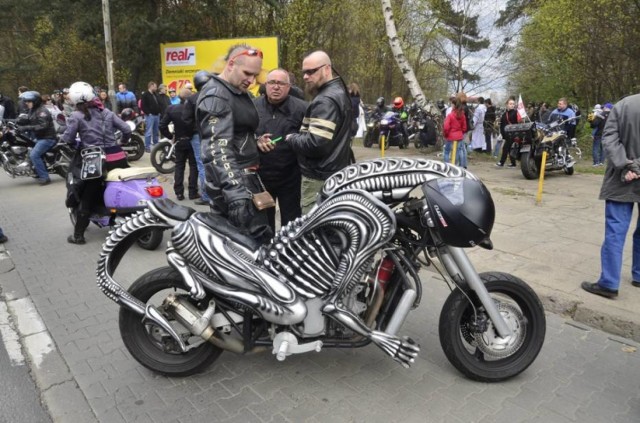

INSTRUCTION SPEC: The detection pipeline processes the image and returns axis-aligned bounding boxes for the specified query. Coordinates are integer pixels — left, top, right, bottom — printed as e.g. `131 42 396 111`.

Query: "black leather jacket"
19 104 56 140
196 75 260 204
254 95 308 182
288 78 353 180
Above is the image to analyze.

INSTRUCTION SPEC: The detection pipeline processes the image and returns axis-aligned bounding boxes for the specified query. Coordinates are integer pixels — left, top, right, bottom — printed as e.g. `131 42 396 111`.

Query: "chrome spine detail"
320 157 476 201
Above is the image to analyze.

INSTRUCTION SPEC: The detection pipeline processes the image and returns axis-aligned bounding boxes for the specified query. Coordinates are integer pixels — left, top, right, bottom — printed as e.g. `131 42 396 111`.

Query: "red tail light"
146 186 164 197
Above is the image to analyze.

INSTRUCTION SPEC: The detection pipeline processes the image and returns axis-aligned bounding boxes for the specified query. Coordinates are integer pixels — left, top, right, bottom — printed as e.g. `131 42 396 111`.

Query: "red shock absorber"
375 256 396 291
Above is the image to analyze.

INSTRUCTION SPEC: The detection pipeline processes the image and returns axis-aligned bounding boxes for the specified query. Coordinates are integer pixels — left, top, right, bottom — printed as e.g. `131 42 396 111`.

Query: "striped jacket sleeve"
288 97 340 158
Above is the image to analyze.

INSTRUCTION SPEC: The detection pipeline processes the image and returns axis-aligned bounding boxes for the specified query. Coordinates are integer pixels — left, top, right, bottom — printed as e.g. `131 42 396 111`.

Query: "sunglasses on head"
229 49 263 62
302 64 328 76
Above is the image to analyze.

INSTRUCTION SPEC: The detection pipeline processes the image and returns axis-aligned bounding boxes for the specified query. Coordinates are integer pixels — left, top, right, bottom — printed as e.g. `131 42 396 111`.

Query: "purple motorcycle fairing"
91 177 165 226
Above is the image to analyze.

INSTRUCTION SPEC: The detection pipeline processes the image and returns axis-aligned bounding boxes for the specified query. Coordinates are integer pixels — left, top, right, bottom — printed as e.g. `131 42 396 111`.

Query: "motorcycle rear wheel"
126 134 145 162
150 140 176 174
438 271 546 382
119 266 223 376
136 229 164 250
564 166 574 175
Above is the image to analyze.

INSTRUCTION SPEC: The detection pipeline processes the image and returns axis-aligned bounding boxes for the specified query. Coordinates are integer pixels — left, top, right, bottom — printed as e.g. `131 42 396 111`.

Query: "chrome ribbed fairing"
320 157 477 203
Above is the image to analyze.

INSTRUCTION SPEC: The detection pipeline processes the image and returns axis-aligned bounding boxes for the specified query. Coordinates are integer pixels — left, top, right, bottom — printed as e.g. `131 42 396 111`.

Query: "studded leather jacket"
196 75 260 204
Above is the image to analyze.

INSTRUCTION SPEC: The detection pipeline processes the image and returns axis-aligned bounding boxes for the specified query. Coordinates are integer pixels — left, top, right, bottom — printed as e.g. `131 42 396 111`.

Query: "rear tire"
136 229 164 250
126 134 145 162
564 166 574 175
438 271 546 382
150 140 176 174
119 267 223 376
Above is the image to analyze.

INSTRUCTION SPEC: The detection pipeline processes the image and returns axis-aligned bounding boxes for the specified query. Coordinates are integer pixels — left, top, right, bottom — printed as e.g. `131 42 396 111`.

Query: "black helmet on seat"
120 108 136 121
422 177 495 249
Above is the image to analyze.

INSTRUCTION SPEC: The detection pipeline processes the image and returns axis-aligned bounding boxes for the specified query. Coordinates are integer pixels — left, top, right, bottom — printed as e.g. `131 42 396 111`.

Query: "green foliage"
511 0 640 107
0 0 449 104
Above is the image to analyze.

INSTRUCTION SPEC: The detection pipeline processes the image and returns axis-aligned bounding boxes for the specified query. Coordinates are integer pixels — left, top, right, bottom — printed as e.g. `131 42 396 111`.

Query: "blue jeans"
443 140 467 167
592 136 603 164
144 114 159 149
190 134 209 201
30 138 56 180
598 200 640 290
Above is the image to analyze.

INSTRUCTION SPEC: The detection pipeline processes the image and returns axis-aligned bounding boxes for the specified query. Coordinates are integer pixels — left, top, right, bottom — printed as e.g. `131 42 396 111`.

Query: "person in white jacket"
470 96 487 152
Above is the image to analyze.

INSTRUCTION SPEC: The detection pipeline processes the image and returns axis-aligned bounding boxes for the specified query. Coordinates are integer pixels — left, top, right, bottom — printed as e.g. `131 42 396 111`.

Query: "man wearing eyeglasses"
254 68 308 232
259 51 352 213
194 44 272 243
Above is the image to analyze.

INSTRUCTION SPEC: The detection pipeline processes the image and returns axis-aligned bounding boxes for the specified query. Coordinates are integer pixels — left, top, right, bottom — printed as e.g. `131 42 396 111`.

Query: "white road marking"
8 298 53 368
0 301 26 366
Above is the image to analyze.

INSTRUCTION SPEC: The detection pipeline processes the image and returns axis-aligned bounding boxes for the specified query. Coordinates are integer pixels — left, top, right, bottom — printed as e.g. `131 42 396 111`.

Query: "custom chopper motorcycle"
506 116 582 180
97 158 546 382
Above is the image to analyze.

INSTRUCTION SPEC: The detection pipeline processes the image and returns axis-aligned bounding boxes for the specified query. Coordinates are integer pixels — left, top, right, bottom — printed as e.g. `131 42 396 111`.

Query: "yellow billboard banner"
160 37 279 95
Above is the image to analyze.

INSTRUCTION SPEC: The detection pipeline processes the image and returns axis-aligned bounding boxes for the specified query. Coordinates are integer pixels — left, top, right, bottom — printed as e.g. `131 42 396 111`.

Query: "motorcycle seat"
106 167 159 181
150 198 196 222
193 212 261 251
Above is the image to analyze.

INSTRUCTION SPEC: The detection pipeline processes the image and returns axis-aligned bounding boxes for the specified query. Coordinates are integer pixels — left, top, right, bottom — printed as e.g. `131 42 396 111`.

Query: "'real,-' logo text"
165 47 196 66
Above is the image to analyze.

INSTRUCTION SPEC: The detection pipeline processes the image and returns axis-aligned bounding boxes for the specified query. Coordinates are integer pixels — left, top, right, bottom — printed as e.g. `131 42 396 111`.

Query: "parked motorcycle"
377 111 409 149
150 138 176 174
0 120 73 180
363 117 381 148
506 116 581 180
408 111 441 150
68 162 166 250
97 158 546 382
118 109 145 162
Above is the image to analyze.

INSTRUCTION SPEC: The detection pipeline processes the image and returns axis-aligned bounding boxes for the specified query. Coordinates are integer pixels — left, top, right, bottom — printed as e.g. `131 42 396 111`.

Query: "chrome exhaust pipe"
385 289 417 336
163 295 245 354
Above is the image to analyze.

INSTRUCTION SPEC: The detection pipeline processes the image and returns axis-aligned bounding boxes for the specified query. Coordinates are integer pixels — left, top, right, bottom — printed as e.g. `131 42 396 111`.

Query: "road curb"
536 286 640 343
0 245 97 423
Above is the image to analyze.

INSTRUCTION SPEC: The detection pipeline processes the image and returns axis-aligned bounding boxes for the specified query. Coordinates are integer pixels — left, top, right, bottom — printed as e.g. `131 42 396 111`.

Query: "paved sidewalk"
0 147 639 422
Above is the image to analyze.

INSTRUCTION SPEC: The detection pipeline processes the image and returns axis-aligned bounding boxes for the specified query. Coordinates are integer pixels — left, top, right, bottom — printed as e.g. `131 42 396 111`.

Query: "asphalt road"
0 149 639 422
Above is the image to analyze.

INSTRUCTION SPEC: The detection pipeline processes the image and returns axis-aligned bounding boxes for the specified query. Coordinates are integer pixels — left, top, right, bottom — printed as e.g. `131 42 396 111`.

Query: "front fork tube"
439 246 513 338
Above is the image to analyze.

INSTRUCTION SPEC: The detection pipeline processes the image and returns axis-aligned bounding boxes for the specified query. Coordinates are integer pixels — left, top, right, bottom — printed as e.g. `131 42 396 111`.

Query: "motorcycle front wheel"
119 267 223 376
150 140 176 174
520 151 539 180
438 271 546 382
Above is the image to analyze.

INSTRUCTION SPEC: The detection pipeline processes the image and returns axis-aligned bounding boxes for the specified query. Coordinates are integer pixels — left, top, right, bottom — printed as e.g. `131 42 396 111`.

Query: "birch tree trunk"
381 0 436 114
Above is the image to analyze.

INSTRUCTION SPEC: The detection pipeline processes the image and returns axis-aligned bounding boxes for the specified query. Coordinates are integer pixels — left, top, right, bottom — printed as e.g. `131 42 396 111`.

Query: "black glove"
227 199 255 229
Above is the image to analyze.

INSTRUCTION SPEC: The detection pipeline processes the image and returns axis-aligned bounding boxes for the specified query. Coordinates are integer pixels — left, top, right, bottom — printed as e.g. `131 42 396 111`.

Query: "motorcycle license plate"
520 145 531 153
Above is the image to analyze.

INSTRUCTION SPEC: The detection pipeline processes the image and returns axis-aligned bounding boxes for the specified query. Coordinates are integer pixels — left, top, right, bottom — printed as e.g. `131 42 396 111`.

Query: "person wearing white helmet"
61 81 131 245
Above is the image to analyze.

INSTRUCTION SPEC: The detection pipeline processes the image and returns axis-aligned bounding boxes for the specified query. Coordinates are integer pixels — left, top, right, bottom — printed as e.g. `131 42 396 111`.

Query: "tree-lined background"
0 0 638 107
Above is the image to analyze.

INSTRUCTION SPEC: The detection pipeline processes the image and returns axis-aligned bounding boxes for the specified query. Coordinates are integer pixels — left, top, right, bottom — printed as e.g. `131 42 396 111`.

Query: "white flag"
517 94 528 120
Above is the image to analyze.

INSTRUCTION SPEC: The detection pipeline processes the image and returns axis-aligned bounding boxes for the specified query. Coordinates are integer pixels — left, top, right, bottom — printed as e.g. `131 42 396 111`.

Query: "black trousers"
484 131 492 152
499 137 516 165
261 169 302 233
174 143 198 197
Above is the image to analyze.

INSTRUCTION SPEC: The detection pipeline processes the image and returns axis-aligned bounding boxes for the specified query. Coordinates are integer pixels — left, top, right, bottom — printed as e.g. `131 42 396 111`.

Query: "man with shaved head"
194 44 272 243
259 51 352 213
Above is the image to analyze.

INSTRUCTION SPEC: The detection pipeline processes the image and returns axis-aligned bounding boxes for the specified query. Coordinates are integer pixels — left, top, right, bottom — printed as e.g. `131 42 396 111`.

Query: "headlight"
381 119 389 125
126 121 136 131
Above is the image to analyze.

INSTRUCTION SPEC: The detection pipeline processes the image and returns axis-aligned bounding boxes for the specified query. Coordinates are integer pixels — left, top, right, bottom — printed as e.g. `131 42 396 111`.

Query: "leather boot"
68 211 90 245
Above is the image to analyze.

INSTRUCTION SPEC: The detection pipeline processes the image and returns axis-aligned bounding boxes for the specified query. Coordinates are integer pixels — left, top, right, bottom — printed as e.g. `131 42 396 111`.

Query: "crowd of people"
0 44 355 247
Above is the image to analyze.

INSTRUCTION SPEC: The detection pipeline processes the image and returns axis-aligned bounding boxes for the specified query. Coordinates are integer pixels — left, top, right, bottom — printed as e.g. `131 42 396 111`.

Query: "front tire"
150 140 176 174
564 166 574 175
438 272 546 382
119 267 223 376
520 151 539 180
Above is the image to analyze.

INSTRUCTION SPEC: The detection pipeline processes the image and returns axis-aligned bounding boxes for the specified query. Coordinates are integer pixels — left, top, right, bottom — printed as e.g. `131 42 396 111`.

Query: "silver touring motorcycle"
97 158 546 382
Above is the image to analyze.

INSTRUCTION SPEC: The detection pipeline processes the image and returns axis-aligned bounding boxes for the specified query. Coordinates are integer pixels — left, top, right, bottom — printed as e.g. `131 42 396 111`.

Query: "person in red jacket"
443 96 467 167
